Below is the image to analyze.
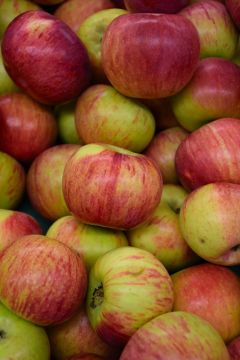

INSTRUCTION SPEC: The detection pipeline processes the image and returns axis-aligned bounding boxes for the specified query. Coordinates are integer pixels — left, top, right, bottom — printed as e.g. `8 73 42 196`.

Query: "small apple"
1 10 92 105
179 182 240 265
0 234 87 326
120 311 230 359
172 263 240 342
62 143 163 230
75 84 155 152
226 0 240 30
102 13 200 99
46 215 128 271
228 336 240 360
27 144 80 221
124 0 189 13
0 302 50 360
87 246 174 347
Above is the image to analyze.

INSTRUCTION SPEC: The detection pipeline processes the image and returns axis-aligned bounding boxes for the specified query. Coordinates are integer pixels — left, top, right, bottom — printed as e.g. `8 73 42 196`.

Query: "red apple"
172 263 240 342
102 13 200 99
175 118 240 191
1 10 92 105
226 0 240 29
124 0 189 13
228 336 240 360
0 93 57 163
144 127 188 184
0 234 87 326
54 0 115 33
62 143 163 230
27 144 80 221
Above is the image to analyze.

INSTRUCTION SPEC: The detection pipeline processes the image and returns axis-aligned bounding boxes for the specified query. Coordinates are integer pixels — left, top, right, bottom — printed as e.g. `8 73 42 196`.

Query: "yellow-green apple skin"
0 209 42 253
144 127 188 184
0 234 87 326
180 0 238 59
47 215 128 271
48 306 117 360
62 144 163 230
75 84 155 153
0 302 50 360
86 246 174 347
120 311 230 360
179 182 240 265
78 9 128 81
0 43 19 95
172 263 240 342
171 58 240 131
27 144 80 221
128 185 199 272
0 151 25 209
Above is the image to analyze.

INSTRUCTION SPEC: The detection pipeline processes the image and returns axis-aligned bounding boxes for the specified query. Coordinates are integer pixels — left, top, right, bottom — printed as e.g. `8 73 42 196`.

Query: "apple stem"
90 283 104 309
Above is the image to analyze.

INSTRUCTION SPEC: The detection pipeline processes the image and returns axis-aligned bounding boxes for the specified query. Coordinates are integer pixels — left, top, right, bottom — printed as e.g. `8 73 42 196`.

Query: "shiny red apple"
124 0 189 13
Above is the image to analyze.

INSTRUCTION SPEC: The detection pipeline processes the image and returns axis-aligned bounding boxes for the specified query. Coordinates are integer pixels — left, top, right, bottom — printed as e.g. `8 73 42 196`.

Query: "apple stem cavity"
0 330 6 340
90 283 104 309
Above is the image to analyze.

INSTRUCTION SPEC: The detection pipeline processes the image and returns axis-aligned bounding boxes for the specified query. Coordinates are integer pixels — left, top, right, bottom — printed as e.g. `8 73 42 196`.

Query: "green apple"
47 215 128 271
75 84 155 153
128 185 199 272
0 302 50 360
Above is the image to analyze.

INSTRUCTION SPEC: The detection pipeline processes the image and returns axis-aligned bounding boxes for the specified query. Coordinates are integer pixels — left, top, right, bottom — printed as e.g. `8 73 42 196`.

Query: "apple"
172 263 240 342
144 126 188 184
87 246 174 347
27 144 80 221
0 302 50 360
171 58 240 131
0 151 25 209
0 209 42 253
0 234 87 326
48 306 117 360
54 0 115 33
55 101 84 145
232 38 240 66
120 311 230 359
75 84 155 153
0 93 58 163
0 41 19 95
102 13 200 99
127 184 199 272
1 10 92 105
179 182 240 266
78 9 128 82
46 215 128 271
62 143 163 230
124 0 189 13
227 336 240 360
175 118 240 191
226 0 240 29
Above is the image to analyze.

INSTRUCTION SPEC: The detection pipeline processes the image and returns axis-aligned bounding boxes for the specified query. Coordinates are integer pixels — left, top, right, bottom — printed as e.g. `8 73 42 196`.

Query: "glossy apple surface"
62 143 162 230
0 234 87 326
124 0 189 13
1 10 91 105
102 13 200 99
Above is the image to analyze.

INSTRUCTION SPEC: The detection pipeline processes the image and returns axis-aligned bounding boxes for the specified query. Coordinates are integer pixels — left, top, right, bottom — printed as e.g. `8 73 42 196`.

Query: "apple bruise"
90 283 104 309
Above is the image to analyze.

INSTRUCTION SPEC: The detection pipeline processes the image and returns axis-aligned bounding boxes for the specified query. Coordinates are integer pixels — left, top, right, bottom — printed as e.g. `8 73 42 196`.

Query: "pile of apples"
1 0 240 359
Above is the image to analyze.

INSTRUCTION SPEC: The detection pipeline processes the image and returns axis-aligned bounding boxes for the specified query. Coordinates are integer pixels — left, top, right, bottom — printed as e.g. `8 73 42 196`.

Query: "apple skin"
227 336 240 360
33 0 64 4
78 9 128 82
1 10 92 105
54 0 115 33
179 182 240 266
0 209 42 254
62 143 163 230
87 246 174 347
0 93 58 163
0 42 19 95
0 302 50 360
180 0 238 59
226 0 240 30
172 263 240 342
0 234 87 326
75 84 155 153
102 13 200 99
175 118 240 191
46 215 128 271
0 151 25 210
124 0 189 13
171 58 240 131
48 306 117 360
127 185 199 273
144 126 188 184
27 144 80 221
120 311 230 360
